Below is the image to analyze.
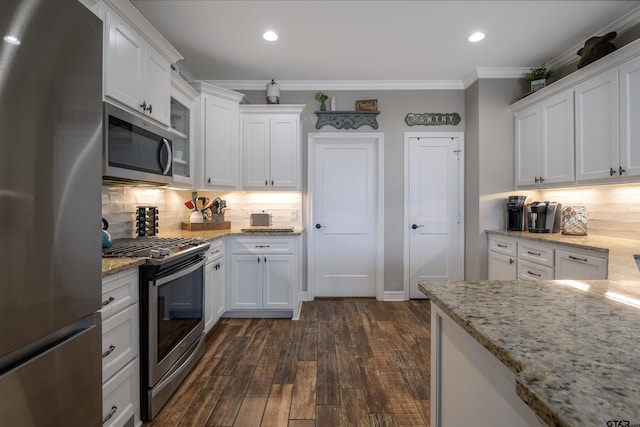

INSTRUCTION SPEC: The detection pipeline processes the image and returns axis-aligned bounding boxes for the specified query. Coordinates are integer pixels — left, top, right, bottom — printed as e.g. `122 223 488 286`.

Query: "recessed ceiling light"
3 35 20 45
263 31 278 42
468 32 485 42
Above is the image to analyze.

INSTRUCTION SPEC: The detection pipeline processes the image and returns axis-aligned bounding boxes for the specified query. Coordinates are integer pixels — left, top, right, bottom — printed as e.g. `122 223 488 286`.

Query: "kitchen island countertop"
102 227 304 277
419 278 640 426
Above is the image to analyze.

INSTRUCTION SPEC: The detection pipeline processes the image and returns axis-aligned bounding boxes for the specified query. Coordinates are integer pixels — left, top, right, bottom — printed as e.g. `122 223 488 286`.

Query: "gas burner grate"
103 237 193 258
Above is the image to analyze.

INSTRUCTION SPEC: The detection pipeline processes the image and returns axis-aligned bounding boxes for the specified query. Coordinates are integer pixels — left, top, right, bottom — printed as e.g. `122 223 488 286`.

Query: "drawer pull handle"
568 255 588 262
527 271 541 277
509 258 514 265
255 245 270 248
102 296 115 306
497 244 507 248
103 405 118 424
102 345 116 358
527 251 541 256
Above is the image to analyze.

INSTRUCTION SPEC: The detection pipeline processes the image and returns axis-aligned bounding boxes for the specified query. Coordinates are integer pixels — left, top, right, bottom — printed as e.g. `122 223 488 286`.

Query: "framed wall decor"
356 99 378 112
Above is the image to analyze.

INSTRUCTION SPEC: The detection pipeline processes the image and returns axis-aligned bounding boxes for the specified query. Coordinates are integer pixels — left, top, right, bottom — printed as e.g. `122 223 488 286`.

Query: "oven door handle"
154 258 205 288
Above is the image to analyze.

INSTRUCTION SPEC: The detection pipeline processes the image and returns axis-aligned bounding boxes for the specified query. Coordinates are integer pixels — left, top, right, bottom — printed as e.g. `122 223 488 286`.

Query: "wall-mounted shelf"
314 111 380 129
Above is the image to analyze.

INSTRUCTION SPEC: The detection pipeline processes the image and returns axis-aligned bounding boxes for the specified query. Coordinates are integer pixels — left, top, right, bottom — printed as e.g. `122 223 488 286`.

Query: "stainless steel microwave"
103 102 173 184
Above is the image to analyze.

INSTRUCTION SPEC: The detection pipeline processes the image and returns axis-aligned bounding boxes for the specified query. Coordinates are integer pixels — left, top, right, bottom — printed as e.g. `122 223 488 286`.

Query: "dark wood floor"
145 299 431 427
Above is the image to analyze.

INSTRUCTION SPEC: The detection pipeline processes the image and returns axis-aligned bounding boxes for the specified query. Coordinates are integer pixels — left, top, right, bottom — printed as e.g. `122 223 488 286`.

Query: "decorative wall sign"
356 99 378 112
404 112 461 126
315 111 380 129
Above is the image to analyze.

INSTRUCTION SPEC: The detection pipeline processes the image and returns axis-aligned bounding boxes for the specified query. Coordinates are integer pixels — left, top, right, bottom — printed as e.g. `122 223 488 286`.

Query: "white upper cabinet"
192 82 244 190
619 55 640 178
512 38 640 188
240 105 305 190
514 90 574 187
170 71 199 186
575 68 619 181
103 1 181 127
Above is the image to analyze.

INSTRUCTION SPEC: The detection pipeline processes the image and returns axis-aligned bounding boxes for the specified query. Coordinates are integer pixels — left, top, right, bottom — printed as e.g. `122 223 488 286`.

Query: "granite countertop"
419 279 640 426
102 227 304 277
487 230 640 280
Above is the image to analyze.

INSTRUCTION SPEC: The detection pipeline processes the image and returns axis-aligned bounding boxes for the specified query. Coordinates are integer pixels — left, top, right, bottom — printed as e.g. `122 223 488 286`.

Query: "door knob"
411 224 423 230
315 223 323 229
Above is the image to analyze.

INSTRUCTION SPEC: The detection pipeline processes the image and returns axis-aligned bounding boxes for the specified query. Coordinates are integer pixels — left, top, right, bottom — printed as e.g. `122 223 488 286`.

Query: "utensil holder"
137 206 159 236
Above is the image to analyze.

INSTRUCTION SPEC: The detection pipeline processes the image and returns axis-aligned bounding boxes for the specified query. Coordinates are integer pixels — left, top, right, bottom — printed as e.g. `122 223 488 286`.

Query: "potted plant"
315 91 329 111
526 65 554 92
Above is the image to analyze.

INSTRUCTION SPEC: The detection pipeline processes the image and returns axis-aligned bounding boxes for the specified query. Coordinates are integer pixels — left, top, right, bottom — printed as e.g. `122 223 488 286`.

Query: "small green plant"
526 65 554 81
315 91 329 102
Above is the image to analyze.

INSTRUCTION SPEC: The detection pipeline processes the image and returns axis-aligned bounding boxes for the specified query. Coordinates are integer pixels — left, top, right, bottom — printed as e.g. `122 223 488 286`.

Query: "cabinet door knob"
539 176 544 183
619 166 626 175
265 180 268 186
103 406 118 424
257 257 260 263
140 101 147 111
509 258 514 265
147 103 152 114
411 224 423 230
610 167 617 176
102 345 116 358
534 177 539 183
208 177 211 184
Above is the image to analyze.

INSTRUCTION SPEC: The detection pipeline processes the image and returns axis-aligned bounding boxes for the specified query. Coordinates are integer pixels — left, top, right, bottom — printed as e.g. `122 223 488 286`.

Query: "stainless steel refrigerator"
0 0 103 425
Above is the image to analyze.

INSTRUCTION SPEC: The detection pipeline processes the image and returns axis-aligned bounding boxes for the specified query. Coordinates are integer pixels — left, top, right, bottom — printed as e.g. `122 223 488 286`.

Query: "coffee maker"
507 196 529 231
526 201 562 233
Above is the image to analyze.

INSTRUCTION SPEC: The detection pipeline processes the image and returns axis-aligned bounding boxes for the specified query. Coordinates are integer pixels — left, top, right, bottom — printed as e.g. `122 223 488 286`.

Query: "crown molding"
463 67 530 88
205 79 465 91
546 4 640 71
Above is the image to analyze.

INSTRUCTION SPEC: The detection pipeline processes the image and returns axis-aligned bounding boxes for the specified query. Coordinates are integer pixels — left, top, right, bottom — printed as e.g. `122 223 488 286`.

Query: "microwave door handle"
159 138 172 175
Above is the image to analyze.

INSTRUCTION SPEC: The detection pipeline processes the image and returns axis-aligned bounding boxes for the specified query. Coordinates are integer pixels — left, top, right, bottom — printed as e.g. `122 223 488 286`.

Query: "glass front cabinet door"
170 71 198 186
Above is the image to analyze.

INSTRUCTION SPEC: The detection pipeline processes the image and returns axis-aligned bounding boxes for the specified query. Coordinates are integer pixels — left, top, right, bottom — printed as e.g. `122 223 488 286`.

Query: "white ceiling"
131 0 640 89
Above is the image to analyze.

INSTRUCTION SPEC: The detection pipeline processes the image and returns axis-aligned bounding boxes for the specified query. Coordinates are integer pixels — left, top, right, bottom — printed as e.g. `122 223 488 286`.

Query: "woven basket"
561 206 587 235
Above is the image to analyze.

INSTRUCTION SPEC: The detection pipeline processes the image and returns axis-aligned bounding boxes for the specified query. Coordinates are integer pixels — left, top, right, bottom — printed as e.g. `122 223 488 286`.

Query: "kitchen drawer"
488 235 517 256
102 269 138 321
518 259 554 280
555 249 608 280
231 237 295 254
102 304 139 382
206 238 225 259
102 358 139 427
518 241 554 267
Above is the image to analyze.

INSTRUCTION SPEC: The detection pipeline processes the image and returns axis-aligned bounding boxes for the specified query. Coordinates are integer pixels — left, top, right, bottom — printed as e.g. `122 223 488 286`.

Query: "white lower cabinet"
431 304 544 427
228 236 300 316
518 259 554 280
488 236 517 280
555 248 608 280
488 234 608 281
101 269 140 427
205 239 225 333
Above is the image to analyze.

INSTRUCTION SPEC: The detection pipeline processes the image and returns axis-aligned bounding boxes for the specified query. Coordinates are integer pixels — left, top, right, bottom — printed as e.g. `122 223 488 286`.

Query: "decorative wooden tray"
182 221 231 231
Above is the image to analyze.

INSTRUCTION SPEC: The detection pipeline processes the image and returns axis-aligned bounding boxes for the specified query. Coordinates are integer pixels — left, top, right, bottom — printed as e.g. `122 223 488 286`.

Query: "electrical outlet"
290 208 298 220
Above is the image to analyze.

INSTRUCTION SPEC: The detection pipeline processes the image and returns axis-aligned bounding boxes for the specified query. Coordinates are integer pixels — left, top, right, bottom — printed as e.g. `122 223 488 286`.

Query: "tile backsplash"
528 183 640 240
102 185 303 239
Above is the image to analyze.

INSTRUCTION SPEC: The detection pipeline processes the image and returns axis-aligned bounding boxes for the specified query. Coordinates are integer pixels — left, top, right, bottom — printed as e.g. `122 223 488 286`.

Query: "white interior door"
406 134 463 299
309 134 382 297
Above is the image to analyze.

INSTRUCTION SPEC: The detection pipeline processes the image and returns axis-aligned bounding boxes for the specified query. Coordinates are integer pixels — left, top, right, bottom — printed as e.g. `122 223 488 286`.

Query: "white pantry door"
406 134 463 299
309 133 382 298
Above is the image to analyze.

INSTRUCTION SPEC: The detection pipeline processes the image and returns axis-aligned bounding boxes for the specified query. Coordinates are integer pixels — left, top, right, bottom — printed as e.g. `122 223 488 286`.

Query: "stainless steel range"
103 236 210 421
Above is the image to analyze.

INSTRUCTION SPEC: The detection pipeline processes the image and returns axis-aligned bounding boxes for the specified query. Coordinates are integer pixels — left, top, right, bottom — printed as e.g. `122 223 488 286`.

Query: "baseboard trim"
383 291 407 301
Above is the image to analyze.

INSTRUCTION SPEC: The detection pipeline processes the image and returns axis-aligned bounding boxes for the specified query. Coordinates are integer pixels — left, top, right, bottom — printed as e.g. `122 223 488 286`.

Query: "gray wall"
240 89 465 292
464 78 528 280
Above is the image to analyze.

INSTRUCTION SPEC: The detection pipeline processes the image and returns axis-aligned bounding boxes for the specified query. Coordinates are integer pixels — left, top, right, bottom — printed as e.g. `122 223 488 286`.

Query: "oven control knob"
192 237 205 245
149 249 162 259
159 248 171 257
